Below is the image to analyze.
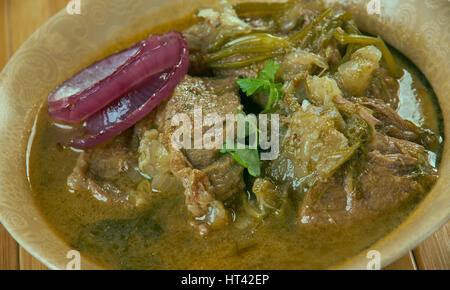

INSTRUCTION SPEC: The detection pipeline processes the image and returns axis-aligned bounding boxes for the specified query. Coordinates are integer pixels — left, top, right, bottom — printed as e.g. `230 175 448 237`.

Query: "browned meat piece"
160 75 245 235
298 131 438 225
188 50 210 76
183 3 252 75
183 149 244 202
358 97 437 148
367 152 417 174
184 149 219 169
299 174 348 224
355 149 432 212
183 21 215 52
159 76 242 132
201 154 245 202
368 131 425 156
67 134 147 209
85 143 131 181
366 67 400 109
322 40 342 69
183 22 216 76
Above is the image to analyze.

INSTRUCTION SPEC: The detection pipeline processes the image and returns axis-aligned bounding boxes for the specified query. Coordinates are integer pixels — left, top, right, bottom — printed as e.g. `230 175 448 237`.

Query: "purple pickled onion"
48 32 184 123
69 34 189 148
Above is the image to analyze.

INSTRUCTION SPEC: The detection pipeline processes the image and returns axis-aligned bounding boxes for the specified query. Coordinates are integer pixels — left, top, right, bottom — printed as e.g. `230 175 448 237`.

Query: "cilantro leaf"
236 78 269 96
259 60 279 83
236 110 260 144
221 111 261 177
220 144 261 177
227 61 284 176
236 60 284 111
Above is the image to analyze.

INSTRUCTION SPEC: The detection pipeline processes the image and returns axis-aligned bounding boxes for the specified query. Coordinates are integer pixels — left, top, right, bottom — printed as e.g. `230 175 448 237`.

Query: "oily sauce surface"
28 22 443 269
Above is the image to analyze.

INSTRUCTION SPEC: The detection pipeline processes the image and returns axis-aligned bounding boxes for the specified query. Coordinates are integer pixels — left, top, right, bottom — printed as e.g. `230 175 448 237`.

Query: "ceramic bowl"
0 0 448 269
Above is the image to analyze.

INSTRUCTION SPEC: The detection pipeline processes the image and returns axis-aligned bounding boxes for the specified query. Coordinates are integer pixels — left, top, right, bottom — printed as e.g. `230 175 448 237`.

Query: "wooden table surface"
0 0 449 270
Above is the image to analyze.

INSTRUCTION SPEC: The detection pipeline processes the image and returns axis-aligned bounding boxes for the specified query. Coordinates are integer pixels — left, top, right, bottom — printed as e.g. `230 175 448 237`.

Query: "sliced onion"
69 35 189 148
48 32 184 123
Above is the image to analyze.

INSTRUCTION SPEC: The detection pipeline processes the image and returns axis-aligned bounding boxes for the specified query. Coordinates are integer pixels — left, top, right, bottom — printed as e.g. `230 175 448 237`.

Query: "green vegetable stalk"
206 33 290 63
289 8 333 43
333 28 400 77
208 50 285 69
233 0 295 18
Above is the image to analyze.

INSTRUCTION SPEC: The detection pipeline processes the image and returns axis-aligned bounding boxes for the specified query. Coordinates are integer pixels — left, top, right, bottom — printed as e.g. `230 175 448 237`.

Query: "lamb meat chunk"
298 130 438 225
183 4 252 52
355 151 430 212
365 67 400 109
299 175 348 225
298 94 438 226
183 3 252 75
183 149 220 170
299 153 427 225
201 153 245 202
367 152 418 175
67 133 148 209
159 76 242 132
358 97 437 148
85 142 131 181
368 131 425 156
160 75 245 235
181 149 243 202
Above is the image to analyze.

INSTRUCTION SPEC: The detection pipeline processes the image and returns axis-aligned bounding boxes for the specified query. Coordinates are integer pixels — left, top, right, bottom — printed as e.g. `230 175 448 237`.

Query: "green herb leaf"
221 111 261 177
221 144 261 177
236 110 260 143
236 78 269 96
236 60 284 111
259 60 279 83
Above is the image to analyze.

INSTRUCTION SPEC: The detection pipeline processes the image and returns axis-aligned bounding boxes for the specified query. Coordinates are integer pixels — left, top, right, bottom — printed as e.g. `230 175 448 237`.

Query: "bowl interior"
0 0 448 270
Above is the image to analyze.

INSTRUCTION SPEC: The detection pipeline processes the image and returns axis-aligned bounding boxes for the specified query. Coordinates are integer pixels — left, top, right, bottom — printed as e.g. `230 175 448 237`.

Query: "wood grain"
8 0 50 53
0 0 448 270
384 252 417 270
413 223 450 270
0 0 10 69
0 0 19 271
0 226 19 270
19 247 48 270
7 0 51 271
48 0 68 15
1 0 68 271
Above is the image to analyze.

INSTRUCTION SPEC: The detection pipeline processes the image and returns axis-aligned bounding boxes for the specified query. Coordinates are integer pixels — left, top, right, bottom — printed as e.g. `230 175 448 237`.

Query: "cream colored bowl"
0 0 448 270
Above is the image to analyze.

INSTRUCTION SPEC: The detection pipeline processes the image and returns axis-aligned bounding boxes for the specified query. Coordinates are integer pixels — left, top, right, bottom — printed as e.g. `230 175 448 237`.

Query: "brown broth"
28 39 444 270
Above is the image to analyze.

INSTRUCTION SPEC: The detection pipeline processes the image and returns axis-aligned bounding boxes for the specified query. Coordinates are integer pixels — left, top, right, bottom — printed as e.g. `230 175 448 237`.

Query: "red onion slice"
69 35 189 148
48 32 184 123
